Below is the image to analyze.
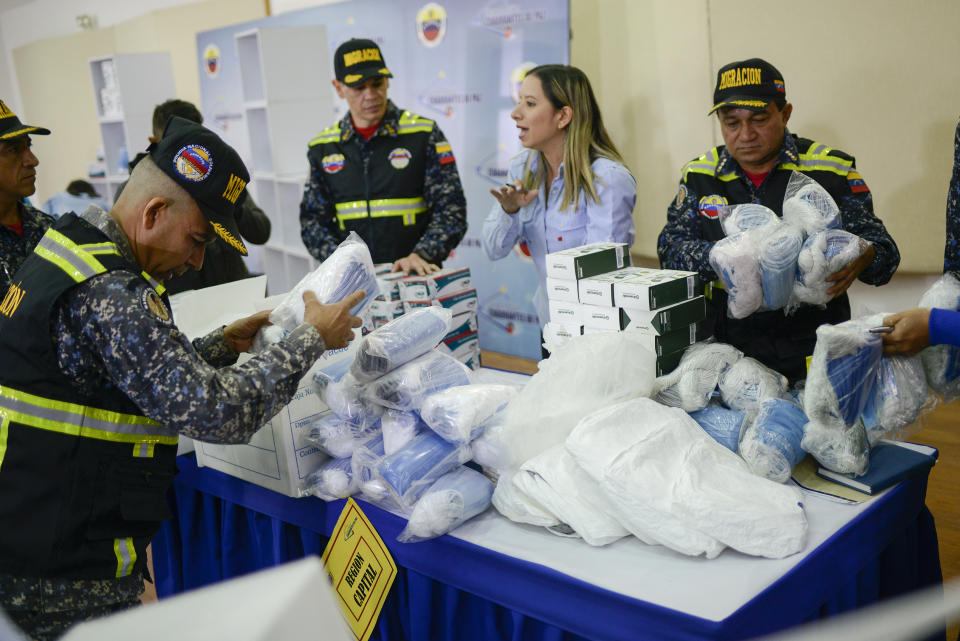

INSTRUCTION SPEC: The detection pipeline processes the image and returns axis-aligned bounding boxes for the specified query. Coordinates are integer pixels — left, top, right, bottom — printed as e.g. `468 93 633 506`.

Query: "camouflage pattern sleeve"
656 179 718 281
944 119 960 277
836 171 900 286
192 327 239 368
413 124 468 265
299 152 346 262
56 271 326 444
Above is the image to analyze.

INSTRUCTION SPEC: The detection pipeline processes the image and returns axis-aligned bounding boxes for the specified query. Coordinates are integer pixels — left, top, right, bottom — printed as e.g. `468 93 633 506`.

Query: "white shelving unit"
234 25 333 295
87 53 176 203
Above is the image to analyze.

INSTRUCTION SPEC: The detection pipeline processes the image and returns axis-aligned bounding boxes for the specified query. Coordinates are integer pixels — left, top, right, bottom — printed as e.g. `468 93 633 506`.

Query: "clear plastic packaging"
315 371 383 428
380 409 424 455
305 412 381 458
376 430 472 508
718 357 788 415
420 384 519 444
918 273 960 399
350 307 453 383
250 324 287 353
307 456 357 501
490 471 561 528
861 354 929 442
719 203 779 236
688 405 746 452
781 171 841 236
268 232 378 332
397 467 494 542
709 232 763 319
364 350 472 412
739 398 807 483
757 224 803 309
653 342 743 412
350 433 403 512
792 230 870 307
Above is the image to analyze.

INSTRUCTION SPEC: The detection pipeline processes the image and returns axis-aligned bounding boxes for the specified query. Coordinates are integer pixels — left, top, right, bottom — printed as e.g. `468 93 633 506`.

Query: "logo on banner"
510 62 538 104
418 90 482 118
416 3 447 47
173 145 213 182
389 148 412 169
477 6 548 38
698 194 728 219
322 153 345 174
203 44 220 78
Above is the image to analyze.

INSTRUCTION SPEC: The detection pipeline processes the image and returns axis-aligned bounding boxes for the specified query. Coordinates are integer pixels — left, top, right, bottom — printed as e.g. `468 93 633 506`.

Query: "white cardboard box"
544 242 629 280
545 276 580 303
398 266 471 301
548 299 581 325
577 269 641 307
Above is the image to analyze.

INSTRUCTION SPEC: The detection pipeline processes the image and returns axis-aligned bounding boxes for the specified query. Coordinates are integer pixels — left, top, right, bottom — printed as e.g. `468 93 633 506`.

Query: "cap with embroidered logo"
709 58 786 115
149 116 250 255
334 38 393 87
0 100 50 139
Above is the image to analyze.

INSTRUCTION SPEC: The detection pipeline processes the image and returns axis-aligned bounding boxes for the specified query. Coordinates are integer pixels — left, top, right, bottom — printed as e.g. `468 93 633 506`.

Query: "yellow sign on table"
322 498 397 641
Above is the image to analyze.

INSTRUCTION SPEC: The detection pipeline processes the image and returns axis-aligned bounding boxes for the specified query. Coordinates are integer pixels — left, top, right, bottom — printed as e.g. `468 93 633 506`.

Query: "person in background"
0 99 52 303
41 179 109 218
657 58 900 382
0 117 363 640
483 64 637 327
943 118 960 279
115 98 271 295
300 38 467 275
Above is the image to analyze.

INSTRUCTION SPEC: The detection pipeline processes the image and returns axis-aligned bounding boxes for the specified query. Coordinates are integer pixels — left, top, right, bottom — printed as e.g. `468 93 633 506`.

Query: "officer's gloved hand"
303 290 364 349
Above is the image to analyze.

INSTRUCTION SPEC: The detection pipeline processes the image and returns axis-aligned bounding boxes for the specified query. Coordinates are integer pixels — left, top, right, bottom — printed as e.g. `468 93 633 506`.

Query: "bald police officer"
0 117 363 639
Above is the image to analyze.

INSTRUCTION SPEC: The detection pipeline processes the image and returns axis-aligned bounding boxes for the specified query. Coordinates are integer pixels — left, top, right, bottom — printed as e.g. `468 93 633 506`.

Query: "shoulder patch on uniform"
141 289 170 322
847 170 870 194
674 184 687 208
435 140 455 165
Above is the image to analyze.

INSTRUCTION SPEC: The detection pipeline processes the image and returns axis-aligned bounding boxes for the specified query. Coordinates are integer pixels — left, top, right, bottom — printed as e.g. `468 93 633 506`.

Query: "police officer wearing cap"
658 58 900 382
0 117 364 639
0 99 53 303
300 38 467 275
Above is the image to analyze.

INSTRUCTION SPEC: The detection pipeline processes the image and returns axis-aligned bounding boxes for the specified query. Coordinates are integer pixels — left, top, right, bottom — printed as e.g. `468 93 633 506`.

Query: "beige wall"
571 0 960 273
13 0 265 205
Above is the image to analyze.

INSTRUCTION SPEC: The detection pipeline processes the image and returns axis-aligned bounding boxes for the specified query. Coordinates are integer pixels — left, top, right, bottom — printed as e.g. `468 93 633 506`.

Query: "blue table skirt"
153 455 944 641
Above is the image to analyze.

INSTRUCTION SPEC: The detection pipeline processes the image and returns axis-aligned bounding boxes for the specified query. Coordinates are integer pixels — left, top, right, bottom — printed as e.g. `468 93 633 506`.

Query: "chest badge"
322 153 345 174
389 148 412 170
698 194 728 219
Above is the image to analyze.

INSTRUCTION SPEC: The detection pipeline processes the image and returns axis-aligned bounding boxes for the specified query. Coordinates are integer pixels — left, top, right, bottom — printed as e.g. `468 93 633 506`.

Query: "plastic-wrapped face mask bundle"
758 225 803 309
688 405 746 452
718 357 788 415
918 273 960 399
311 358 352 404
351 433 402 511
420 384 520 444
653 342 743 412
861 354 928 442
397 466 494 543
364 350 472 412
306 412 382 458
793 230 870 307
319 372 383 428
739 398 808 483
380 409 424 455
307 457 357 501
513 445 630 547
376 430 472 508
781 171 841 236
350 307 453 383
719 203 779 236
268 232 378 332
709 233 763 319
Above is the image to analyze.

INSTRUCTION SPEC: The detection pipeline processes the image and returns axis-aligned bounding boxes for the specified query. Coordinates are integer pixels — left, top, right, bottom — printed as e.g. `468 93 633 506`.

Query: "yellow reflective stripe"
0 416 8 473
397 124 433 134
309 125 342 146
682 149 719 180
33 245 87 283
140 271 165 297
780 156 853 176
398 111 433 126
133 441 157 458
78 242 120 257
334 201 368 214
114 537 136 578
717 172 739 182
40 229 107 277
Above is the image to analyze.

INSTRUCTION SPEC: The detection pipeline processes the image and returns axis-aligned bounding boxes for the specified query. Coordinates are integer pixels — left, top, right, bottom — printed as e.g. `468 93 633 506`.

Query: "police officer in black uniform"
299 38 467 276
658 58 900 382
0 117 363 640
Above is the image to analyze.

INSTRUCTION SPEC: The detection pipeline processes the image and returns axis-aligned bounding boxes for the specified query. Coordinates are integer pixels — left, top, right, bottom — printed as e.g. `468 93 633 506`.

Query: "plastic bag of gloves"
688 405 746 452
376 430 472 508
861 354 929 443
364 350 472 412
307 456 357 501
268 232 378 332
801 318 881 474
719 203 779 236
739 398 808 483
918 273 960 399
709 232 763 319
470 331 656 474
305 412 381 459
792 230 870 308
758 224 803 309
781 171 841 236
420 384 520 444
512 444 630 547
652 342 743 412
718 357 788 415
381 409 424 455
397 466 494 543
566 398 807 559
351 307 453 383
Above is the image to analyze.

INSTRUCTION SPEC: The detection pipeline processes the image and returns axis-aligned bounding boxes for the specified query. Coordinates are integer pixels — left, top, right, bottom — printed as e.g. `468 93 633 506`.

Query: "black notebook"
815 441 938 495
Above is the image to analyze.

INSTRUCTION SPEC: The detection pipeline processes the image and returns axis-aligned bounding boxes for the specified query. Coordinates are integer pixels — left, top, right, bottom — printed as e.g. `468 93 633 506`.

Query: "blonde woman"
483 64 636 327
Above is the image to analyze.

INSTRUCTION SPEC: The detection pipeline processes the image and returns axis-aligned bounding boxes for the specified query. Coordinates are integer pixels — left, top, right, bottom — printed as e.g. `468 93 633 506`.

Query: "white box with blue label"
398 266 471 302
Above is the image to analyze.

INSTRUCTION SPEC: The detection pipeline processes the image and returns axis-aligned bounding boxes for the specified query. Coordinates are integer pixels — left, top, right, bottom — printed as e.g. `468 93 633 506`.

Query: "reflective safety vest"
680 136 856 381
0 213 178 580
307 109 435 263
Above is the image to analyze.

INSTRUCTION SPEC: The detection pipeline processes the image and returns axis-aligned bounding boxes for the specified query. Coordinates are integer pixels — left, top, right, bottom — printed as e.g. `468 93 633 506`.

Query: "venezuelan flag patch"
847 170 869 194
436 141 455 165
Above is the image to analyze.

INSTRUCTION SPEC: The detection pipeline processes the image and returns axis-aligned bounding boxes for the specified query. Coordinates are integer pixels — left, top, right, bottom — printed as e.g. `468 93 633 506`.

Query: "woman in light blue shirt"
482 64 636 327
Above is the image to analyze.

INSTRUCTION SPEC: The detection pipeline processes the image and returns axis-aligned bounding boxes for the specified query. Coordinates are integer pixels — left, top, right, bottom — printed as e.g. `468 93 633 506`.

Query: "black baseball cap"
334 38 392 87
149 116 250 255
0 100 50 139
709 58 786 115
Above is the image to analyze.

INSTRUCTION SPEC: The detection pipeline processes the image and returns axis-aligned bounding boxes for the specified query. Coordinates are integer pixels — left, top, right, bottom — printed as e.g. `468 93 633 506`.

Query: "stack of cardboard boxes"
543 242 708 375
